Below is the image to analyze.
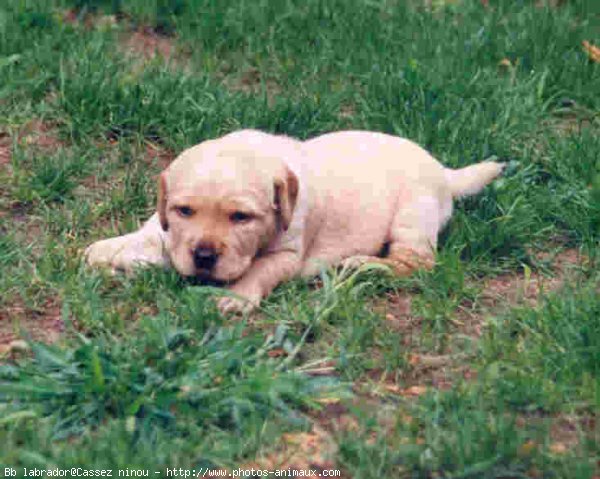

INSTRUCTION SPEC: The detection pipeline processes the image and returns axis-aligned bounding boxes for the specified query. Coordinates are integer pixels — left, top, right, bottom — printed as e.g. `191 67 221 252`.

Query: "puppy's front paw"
216 285 262 315
341 255 380 270
217 296 254 315
85 232 168 274
85 237 130 273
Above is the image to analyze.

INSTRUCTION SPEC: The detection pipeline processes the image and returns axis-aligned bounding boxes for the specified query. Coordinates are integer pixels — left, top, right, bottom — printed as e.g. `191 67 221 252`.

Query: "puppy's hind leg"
85 213 170 274
342 193 440 276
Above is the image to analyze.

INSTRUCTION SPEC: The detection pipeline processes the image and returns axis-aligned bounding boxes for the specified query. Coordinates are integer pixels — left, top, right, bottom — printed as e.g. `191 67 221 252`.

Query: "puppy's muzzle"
193 245 219 271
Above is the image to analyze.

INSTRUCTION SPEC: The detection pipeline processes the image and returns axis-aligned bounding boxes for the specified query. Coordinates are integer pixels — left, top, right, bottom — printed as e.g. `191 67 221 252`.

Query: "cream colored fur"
85 130 504 313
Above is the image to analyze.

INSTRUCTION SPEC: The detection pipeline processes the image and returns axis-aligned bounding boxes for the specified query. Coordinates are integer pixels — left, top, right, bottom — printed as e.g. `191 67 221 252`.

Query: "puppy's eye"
230 211 252 223
175 206 194 217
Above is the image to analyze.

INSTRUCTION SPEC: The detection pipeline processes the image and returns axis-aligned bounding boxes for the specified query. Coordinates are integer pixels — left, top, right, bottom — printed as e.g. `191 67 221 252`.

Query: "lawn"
0 0 599 477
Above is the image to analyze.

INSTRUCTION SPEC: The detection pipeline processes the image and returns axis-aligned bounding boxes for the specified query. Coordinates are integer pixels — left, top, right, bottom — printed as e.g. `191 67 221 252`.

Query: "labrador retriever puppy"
85 129 503 313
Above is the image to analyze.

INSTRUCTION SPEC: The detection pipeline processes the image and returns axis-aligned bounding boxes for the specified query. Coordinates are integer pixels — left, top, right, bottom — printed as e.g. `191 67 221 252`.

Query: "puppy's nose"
193 246 219 271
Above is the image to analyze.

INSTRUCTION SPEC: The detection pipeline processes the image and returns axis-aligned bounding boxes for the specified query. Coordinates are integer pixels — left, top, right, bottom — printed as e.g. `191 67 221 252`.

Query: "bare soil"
123 27 174 60
0 298 64 356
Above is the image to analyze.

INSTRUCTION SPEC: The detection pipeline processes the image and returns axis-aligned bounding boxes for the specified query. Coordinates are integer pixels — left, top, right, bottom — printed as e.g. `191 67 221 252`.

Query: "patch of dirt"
431 248 585 342
549 414 596 450
344 247 590 468
368 248 585 394
515 412 597 457
218 64 281 102
236 67 280 96
144 141 175 171
311 400 353 432
0 199 31 222
0 123 65 326
369 288 476 392
377 291 418 338
338 104 356 121
19 120 63 150
0 298 64 356
62 9 118 30
358 357 471 395
62 8 93 28
75 139 174 199
406 354 476 390
545 115 597 136
123 27 174 60
0 132 11 167
0 121 64 230
0 120 63 173
12 214 45 251
436 249 585 344
237 66 261 91
64 10 180 66
237 388 360 475
479 248 583 310
243 424 349 478
535 0 567 6
0 120 64 246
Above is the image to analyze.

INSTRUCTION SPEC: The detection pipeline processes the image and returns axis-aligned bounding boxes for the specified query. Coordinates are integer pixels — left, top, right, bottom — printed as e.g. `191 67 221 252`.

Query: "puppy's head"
158 131 299 282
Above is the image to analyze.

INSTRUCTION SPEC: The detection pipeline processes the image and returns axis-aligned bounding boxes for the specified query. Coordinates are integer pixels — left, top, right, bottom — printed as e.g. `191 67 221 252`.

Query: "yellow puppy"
85 130 503 313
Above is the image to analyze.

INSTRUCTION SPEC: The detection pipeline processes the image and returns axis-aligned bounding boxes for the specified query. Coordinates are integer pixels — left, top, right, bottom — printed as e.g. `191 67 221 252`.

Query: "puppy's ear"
157 172 169 231
273 166 299 231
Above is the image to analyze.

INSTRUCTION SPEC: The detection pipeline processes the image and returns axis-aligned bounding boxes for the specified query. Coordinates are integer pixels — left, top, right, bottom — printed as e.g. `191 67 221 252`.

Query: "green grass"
0 0 599 476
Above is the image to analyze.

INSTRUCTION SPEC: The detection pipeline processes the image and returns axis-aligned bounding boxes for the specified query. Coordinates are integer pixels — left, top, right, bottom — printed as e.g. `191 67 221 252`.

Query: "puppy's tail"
444 161 505 198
